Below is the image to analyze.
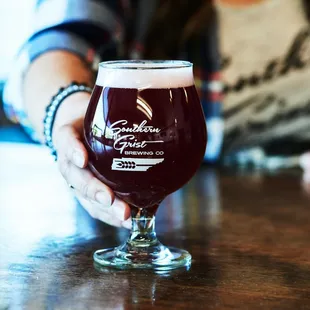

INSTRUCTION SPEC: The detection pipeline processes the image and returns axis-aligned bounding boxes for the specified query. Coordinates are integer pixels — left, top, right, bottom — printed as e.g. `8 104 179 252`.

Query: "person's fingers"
53 117 132 228
111 197 131 221
96 211 127 228
74 193 124 227
300 153 310 170
58 159 114 206
122 218 132 229
303 171 310 183
54 124 88 168
74 191 131 228
301 170 310 198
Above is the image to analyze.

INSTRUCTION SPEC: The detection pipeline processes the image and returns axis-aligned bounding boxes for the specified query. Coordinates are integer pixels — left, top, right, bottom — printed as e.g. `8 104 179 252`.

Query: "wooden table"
0 143 309 309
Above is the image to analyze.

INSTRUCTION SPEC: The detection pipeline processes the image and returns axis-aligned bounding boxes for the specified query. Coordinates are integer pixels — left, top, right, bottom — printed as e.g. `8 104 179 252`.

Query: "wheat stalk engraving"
112 158 164 171
117 161 136 169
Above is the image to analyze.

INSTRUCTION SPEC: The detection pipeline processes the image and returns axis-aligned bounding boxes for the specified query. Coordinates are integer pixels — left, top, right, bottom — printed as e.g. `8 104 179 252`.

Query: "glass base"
93 246 191 271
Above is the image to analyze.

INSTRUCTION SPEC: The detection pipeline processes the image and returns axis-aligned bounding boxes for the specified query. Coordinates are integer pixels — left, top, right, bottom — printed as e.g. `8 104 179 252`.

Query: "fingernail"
113 202 126 221
122 218 132 229
303 172 310 183
73 151 84 168
95 191 111 207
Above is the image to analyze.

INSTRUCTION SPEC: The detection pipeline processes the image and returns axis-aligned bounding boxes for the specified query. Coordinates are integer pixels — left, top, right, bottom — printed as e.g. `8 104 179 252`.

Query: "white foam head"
96 60 194 89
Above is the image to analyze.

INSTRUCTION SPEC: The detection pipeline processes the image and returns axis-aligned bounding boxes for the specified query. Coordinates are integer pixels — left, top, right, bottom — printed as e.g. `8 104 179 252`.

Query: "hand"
52 92 131 229
299 152 310 197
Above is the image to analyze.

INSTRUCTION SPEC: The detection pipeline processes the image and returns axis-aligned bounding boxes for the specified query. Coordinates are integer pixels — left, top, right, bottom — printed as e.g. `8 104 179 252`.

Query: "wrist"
53 91 91 134
43 83 92 159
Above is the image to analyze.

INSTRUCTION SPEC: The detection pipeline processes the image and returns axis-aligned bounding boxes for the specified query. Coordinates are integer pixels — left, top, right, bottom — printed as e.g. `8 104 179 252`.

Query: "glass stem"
116 205 171 262
128 207 159 247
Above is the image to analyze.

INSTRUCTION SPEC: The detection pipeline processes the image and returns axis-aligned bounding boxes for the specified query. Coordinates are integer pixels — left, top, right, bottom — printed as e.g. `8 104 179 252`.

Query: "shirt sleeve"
3 0 124 141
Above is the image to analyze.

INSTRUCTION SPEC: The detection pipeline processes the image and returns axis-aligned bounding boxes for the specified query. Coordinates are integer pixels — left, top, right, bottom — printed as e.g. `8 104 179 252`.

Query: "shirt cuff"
3 29 98 141
194 69 223 118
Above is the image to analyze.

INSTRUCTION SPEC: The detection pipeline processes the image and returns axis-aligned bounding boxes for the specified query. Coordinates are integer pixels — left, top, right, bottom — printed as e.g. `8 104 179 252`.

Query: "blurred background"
1 0 310 167
0 1 35 80
0 0 35 127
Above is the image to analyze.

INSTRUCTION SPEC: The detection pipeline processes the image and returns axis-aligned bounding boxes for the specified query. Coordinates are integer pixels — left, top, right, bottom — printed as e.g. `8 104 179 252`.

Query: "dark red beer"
84 62 207 208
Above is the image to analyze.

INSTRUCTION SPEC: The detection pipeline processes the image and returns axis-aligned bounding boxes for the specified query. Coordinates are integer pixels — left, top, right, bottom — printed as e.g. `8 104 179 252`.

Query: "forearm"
23 50 94 142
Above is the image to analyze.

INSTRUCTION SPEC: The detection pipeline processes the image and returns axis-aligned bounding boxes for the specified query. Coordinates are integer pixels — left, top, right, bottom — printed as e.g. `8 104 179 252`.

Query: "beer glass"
84 60 207 270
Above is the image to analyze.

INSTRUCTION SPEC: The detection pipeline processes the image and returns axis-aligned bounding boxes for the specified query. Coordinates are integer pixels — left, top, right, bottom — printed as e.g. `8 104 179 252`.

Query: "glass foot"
93 246 191 271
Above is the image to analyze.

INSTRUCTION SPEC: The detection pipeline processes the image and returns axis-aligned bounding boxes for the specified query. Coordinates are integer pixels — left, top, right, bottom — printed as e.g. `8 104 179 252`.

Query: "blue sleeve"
3 0 124 141
31 0 124 48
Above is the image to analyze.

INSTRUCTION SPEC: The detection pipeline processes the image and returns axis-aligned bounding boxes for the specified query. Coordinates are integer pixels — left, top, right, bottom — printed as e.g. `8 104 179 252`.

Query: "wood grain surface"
0 143 309 309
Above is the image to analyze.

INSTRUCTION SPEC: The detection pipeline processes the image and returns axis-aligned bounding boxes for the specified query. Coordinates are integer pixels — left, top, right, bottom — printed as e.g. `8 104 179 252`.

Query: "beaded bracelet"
43 82 93 160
